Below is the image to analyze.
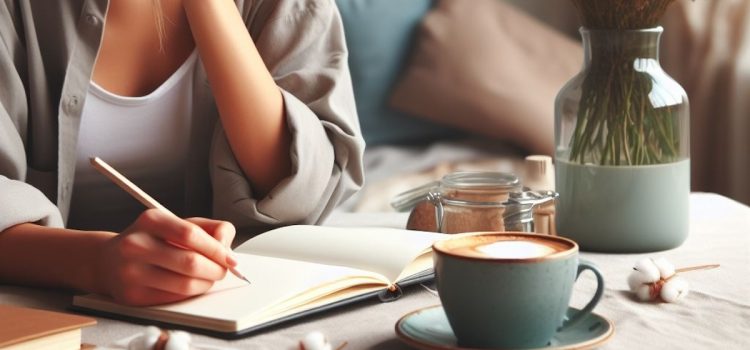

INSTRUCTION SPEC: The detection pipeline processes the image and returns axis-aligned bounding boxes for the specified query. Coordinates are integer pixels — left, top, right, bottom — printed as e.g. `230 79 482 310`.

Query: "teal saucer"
395 305 614 350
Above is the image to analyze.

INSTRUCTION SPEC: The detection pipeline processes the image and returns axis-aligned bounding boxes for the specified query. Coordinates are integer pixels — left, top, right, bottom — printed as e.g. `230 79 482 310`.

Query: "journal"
72 225 445 337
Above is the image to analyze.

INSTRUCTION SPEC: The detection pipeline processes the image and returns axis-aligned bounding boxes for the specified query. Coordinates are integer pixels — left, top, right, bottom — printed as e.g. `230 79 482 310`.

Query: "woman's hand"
96 209 237 306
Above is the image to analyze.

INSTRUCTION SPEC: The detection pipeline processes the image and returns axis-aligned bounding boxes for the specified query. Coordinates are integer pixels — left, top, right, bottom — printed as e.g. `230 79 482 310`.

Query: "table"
1 193 748 349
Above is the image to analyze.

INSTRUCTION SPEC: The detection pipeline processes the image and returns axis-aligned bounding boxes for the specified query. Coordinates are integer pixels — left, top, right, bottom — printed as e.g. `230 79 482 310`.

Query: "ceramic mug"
433 232 604 348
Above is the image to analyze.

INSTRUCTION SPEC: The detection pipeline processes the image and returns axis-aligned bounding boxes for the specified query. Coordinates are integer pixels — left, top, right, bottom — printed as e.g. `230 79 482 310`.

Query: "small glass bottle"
524 155 557 235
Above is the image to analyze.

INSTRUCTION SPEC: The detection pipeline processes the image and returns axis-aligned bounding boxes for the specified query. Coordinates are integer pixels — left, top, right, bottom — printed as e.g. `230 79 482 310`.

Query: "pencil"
89 157 251 285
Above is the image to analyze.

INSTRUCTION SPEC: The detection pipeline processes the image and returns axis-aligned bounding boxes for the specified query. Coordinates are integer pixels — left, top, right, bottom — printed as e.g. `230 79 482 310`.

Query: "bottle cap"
524 155 555 191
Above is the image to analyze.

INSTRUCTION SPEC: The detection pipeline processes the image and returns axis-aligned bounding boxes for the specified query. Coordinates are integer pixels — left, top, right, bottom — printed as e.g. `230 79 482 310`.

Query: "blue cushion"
336 0 456 145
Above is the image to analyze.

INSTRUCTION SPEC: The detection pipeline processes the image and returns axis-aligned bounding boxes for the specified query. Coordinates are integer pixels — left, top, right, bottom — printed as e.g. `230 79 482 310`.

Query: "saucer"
395 305 614 350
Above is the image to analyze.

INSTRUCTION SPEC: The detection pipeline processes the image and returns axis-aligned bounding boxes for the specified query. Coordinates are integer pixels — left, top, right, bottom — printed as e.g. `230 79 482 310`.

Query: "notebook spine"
377 284 403 302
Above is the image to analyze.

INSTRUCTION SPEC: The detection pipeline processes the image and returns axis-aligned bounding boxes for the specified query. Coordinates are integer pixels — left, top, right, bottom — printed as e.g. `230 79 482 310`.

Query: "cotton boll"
127 338 150 350
169 331 190 343
661 277 690 303
628 258 712 303
128 326 161 350
300 331 332 350
628 261 660 300
165 331 191 350
144 326 161 336
628 269 651 290
653 257 676 279
633 258 661 282
634 284 655 301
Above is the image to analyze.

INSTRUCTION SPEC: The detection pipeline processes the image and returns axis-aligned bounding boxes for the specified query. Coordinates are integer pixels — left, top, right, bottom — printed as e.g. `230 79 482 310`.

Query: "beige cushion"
389 0 582 155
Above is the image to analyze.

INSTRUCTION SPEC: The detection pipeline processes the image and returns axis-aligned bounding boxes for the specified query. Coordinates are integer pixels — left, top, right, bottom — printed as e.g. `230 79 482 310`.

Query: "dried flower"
298 331 347 350
299 332 331 350
627 258 719 303
127 326 191 350
571 0 676 30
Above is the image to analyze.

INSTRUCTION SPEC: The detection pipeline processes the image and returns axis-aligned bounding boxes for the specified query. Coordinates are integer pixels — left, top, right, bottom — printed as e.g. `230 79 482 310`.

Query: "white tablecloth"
1 193 748 349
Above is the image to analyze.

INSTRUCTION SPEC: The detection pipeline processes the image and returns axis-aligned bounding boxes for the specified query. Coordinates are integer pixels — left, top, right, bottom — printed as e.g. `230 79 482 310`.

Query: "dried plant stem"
675 264 721 273
568 0 681 166
570 45 680 165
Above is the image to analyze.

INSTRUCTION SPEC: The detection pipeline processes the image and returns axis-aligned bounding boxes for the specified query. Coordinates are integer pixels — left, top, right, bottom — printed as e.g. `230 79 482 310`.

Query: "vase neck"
581 27 662 67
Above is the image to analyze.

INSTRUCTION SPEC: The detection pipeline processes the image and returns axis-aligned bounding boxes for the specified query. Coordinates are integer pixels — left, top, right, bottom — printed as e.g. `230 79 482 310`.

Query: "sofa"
334 0 750 211
334 0 565 212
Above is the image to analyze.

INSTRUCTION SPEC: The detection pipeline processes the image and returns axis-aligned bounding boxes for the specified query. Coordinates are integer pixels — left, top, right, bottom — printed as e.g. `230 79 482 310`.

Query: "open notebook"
72 225 446 337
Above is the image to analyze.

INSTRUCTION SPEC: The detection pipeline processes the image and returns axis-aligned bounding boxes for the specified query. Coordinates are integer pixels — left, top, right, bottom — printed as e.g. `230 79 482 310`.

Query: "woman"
0 0 364 306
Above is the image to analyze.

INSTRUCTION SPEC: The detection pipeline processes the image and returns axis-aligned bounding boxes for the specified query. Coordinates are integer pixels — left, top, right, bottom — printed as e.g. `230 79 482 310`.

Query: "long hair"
152 0 167 52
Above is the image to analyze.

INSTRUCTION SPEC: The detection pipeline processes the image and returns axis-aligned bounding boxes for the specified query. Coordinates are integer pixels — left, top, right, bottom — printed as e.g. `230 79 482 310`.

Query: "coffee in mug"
447 234 568 259
433 233 604 348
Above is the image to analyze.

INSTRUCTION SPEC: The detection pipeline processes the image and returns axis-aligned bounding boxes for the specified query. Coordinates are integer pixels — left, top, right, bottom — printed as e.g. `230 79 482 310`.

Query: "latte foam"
437 234 573 260
478 241 558 258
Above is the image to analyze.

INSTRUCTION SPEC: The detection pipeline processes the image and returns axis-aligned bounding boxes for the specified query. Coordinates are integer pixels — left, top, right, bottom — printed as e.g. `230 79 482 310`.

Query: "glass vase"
554 27 690 252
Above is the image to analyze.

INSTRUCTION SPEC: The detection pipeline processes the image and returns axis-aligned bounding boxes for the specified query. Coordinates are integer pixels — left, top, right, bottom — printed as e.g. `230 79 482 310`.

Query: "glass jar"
555 27 690 252
392 172 557 234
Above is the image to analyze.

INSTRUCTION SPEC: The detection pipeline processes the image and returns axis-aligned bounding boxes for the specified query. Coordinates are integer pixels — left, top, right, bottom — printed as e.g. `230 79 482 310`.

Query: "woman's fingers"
138 287 194 306
131 209 235 268
186 217 236 248
106 211 238 306
134 265 214 297
117 232 226 281
115 285 202 307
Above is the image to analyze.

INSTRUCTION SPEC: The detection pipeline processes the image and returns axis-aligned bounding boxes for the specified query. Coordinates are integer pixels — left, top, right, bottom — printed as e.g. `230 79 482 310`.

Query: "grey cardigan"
0 0 364 232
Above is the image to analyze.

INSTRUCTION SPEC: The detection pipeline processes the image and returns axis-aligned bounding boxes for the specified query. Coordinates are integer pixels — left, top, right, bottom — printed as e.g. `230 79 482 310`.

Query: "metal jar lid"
440 171 520 191
390 172 520 212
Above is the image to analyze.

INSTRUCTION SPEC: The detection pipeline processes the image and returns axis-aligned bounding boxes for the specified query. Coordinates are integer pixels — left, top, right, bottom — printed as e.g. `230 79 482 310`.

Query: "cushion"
335 0 458 146
389 0 582 155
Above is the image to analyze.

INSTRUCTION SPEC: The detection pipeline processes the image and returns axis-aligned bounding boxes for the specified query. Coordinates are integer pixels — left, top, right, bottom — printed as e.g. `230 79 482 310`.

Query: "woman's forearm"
0 223 114 293
184 0 291 197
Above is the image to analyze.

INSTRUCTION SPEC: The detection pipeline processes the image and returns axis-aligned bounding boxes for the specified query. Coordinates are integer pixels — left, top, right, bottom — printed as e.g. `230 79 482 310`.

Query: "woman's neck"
94 0 195 96
106 0 188 36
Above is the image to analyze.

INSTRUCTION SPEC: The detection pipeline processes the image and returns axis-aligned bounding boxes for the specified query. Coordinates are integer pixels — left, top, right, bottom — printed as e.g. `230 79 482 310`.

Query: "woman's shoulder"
246 0 335 12
243 0 337 23
1 1 88 40
241 0 339 38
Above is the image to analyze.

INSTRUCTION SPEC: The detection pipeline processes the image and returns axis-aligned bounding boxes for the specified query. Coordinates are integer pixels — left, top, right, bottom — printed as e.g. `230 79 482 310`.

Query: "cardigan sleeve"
0 6 64 231
209 0 365 228
0 176 64 232
0 104 65 232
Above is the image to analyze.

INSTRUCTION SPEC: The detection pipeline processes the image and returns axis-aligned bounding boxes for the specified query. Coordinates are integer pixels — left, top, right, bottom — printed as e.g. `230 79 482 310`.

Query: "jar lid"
390 180 440 212
440 171 520 190
390 172 521 212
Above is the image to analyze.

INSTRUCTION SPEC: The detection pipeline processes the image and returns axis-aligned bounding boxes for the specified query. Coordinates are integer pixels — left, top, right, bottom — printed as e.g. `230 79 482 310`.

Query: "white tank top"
69 50 199 231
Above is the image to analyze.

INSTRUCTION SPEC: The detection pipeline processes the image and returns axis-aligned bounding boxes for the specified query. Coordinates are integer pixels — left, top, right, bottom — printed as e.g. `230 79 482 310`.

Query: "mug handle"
559 260 605 331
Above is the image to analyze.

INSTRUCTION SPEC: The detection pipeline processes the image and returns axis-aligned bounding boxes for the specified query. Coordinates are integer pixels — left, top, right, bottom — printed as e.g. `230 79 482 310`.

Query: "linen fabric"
0 0 365 232
389 0 582 155
2 193 746 349
660 0 750 205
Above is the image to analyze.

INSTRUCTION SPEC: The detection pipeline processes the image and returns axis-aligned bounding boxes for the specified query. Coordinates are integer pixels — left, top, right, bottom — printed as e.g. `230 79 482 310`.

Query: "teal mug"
433 232 604 348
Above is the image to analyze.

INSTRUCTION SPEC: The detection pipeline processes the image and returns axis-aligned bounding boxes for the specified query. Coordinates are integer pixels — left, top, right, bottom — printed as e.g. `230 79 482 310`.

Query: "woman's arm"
0 224 110 293
186 0 365 227
184 0 291 198
0 212 237 306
